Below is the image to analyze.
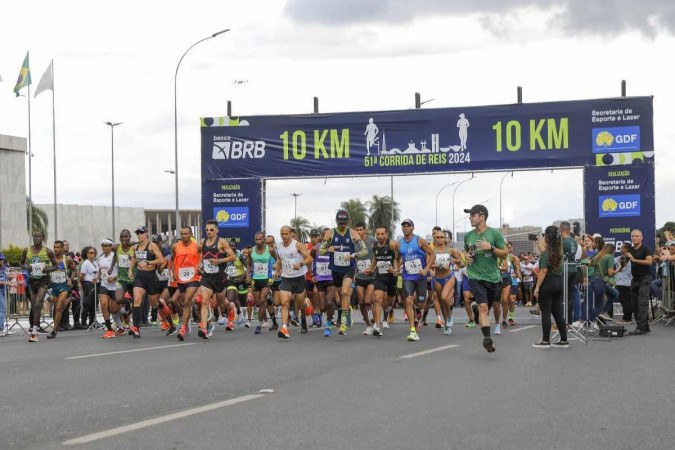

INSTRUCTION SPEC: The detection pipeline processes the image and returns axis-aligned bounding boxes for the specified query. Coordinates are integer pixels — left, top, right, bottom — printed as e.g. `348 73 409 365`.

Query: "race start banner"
584 164 655 250
201 178 262 246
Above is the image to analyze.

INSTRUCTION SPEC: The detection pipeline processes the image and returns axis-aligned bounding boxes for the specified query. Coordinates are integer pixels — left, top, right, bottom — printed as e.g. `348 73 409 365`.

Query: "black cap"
135 225 148 234
151 233 162 243
401 219 414 226
309 229 320 236
463 204 489 218
336 210 349 224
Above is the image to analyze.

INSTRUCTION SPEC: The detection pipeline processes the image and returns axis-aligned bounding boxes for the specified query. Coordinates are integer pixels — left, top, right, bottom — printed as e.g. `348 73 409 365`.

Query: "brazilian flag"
14 52 31 97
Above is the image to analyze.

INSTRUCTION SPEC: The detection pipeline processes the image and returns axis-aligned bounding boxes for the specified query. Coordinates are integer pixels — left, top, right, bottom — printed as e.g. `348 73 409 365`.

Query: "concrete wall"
35 203 145 254
0 135 28 248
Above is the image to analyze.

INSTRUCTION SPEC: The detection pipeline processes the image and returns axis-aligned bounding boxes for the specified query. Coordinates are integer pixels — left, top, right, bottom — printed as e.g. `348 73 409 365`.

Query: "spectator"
79 246 100 327
626 229 653 336
615 243 633 324
521 254 535 307
0 252 9 336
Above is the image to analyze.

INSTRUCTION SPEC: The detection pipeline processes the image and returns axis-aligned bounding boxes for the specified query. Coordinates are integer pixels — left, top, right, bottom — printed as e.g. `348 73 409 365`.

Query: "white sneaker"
372 324 382 336
495 324 502 335
382 321 389 329
443 323 452 335
572 320 583 329
262 321 270 329
363 326 373 336
217 316 227 326
244 320 251 328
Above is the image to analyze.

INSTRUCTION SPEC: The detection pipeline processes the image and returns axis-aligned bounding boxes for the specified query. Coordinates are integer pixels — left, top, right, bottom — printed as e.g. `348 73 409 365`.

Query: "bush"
2 245 24 267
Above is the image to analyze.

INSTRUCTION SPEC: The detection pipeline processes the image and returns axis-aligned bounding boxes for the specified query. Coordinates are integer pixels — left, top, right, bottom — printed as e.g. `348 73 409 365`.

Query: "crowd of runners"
0 203 661 352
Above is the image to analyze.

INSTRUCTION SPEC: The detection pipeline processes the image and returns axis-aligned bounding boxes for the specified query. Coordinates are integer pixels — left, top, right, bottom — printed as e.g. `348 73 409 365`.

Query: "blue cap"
0 252 5 260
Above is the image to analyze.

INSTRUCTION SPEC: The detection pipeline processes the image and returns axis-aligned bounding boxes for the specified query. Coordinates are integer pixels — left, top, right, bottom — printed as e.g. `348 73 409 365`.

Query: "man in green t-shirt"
462 204 508 353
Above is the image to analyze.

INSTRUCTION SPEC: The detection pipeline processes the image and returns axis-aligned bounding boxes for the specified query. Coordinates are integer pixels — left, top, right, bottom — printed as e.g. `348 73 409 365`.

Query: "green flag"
14 51 31 97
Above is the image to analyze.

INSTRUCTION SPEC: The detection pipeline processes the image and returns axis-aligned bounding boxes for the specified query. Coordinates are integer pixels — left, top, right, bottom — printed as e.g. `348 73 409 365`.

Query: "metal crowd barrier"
6 267 29 334
652 264 675 326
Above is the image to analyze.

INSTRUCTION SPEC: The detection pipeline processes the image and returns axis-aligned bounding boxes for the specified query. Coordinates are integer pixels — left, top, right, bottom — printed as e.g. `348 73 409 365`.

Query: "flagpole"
51 60 57 240
27 82 33 242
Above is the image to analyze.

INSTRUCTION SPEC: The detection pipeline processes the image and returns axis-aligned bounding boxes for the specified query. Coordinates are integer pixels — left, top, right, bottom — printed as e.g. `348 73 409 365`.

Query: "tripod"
552 261 591 344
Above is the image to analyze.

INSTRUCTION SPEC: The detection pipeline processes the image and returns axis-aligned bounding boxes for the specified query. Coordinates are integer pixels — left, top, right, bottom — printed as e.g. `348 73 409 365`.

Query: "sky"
1 0 674 240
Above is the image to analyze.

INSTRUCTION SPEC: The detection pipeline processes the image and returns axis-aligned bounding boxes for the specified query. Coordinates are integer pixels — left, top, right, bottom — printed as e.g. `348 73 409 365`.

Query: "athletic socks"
132 306 142 328
340 309 349 326
112 313 123 329
481 326 491 337
105 319 113 331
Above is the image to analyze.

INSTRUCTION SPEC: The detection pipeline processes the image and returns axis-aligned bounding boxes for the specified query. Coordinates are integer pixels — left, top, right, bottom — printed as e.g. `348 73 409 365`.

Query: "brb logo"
592 126 640 154
599 195 640 218
212 136 265 160
214 207 249 228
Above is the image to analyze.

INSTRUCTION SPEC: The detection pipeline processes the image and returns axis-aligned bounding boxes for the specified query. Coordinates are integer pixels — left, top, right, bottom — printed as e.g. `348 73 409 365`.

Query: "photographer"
614 243 633 324
532 226 568 348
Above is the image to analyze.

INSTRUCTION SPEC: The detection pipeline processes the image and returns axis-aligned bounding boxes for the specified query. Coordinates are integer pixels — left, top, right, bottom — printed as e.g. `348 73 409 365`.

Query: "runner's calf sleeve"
132 306 142 327
481 326 490 337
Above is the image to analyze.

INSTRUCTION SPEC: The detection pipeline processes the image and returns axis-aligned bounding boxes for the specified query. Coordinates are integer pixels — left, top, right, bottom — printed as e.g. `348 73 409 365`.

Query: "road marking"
399 344 459 359
63 393 265 445
509 325 537 333
65 343 198 360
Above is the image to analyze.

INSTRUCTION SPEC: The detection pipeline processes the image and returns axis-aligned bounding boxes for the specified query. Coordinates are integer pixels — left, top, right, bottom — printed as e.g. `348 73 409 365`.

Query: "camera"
527 233 538 241
468 244 477 257
619 255 629 266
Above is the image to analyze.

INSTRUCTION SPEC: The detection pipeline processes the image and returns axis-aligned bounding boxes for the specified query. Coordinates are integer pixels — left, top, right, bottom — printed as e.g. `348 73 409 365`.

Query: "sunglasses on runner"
205 227 217 232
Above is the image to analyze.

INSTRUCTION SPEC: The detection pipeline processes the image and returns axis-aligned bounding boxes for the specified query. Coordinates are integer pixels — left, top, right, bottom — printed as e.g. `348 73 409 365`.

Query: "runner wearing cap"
273 225 313 339
319 210 368 336
462 204 508 353
366 226 400 336
397 219 434 341
172 226 203 340
20 231 59 342
46 240 77 339
128 225 165 338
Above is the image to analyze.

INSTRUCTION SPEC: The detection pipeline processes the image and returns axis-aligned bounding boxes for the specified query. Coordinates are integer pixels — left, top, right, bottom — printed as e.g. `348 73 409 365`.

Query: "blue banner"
201 97 653 178
584 164 655 252
201 178 262 247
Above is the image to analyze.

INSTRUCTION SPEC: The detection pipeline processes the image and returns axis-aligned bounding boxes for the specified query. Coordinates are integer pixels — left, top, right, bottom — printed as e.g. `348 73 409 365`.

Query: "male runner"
266 235 282 330
354 222 377 335
21 231 59 342
273 225 313 339
500 241 521 328
366 226 400 336
311 228 336 336
225 240 250 329
46 240 77 339
112 229 135 328
172 226 203 340
250 232 277 334
319 210 368 335
128 226 165 338
306 229 321 327
397 219 434 341
462 204 508 353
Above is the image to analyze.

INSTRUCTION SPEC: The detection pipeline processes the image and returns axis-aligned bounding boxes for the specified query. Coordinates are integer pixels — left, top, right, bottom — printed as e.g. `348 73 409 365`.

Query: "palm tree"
26 198 49 239
367 195 400 236
339 199 368 229
290 216 311 242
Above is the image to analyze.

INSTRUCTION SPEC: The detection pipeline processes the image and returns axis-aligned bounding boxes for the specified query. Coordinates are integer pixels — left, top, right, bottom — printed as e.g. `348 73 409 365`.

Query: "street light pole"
499 171 513 230
174 28 230 239
434 180 459 227
291 193 301 223
104 121 122 239
451 175 474 243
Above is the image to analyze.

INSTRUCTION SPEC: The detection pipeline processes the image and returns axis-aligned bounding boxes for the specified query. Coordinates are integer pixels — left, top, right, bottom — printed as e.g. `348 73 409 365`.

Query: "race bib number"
334 251 350 267
376 261 392 274
357 260 369 274
135 251 147 261
404 258 423 274
283 260 296 273
203 259 219 274
50 271 66 284
435 254 450 268
226 265 238 277
31 262 45 277
253 262 268 277
316 261 330 276
178 267 195 282
157 269 169 281
118 254 130 268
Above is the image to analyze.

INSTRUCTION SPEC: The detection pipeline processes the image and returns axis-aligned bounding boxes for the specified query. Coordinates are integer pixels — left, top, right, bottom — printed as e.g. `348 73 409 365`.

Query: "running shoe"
166 326 178 336
218 316 228 326
172 315 180 326
28 333 39 342
388 309 395 324
508 318 516 327
278 326 290 339
226 321 234 332
262 321 270 329
435 318 443 328
130 326 141 338
483 336 495 353
160 321 170 332
177 325 187 341
197 327 210 340
236 313 245 326
346 306 353 328
444 321 452 335
316 313 323 327
150 320 158 326
301 322 308 334
324 326 332 337
244 320 251 328
47 331 57 339
101 329 115 339
466 321 476 328
372 324 382 336
269 322 278 331
115 328 126 336
495 324 502 335
290 318 299 327
363 326 373 336
598 312 612 322
551 341 569 349
382 321 390 329
207 322 215 338
529 309 540 316
532 340 551 349
338 323 348 335
448 317 454 327
421 320 428 327
254 325 262 335
501 320 508 328
406 330 419 341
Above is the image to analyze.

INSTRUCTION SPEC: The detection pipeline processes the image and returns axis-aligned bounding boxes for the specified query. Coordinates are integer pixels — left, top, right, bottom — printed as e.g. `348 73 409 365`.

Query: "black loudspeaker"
599 323 626 338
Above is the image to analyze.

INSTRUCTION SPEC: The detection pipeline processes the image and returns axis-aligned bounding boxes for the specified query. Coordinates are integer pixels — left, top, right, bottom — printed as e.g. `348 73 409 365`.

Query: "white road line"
65 343 198 360
399 344 459 359
63 393 265 445
508 325 537 333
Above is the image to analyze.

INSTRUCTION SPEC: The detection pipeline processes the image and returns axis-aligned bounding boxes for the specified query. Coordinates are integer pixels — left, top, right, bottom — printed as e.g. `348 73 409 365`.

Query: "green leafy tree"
367 195 400 236
290 216 311 243
1 245 24 267
26 198 48 239
339 199 368 229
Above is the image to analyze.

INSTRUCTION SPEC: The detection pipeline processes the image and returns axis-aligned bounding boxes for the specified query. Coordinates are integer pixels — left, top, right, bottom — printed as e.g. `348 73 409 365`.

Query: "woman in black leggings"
533 226 569 348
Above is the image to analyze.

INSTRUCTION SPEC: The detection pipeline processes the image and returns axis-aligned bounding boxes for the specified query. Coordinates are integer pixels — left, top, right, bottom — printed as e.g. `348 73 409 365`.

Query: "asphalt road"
1 310 673 449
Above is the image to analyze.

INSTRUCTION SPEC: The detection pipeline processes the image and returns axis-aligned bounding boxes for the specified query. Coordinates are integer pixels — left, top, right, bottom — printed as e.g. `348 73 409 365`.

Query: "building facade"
0 134 28 248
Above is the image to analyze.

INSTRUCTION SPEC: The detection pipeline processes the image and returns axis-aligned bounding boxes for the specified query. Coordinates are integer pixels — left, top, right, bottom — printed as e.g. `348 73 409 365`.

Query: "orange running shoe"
277 326 290 339
177 325 187 341
102 330 116 339
160 320 170 331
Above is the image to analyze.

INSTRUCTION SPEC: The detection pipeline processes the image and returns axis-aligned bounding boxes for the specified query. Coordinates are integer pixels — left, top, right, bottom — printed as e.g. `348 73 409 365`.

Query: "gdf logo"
599 195 640 218
214 207 250 228
592 126 641 154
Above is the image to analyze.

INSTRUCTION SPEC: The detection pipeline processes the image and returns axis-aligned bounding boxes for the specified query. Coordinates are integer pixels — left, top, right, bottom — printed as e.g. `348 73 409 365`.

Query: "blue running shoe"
324 326 332 337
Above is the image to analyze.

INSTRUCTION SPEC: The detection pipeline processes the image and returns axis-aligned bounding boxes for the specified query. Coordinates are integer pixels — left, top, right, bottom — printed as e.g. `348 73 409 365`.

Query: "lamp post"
291 193 301 223
104 121 122 239
434 180 459 227
499 172 513 230
174 28 230 239
451 175 474 242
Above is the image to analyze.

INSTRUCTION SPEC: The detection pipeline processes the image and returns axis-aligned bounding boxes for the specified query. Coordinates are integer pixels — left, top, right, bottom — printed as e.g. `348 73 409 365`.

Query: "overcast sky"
1 0 673 239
